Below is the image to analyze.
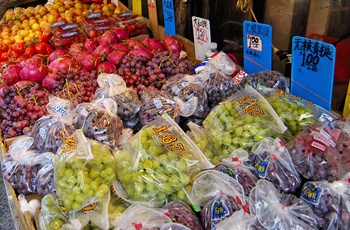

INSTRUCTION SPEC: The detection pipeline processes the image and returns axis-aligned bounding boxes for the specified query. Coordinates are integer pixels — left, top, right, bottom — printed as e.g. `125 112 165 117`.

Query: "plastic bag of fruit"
161 74 209 120
202 86 287 161
191 170 247 230
35 152 55 196
163 201 204 230
287 122 347 182
2 136 52 195
214 209 261 230
300 172 350 229
93 73 141 128
73 98 124 149
55 131 116 214
251 137 301 194
114 203 173 229
258 87 338 135
214 149 258 196
109 186 128 227
29 96 75 154
237 70 290 92
113 114 213 206
249 179 322 230
139 87 180 126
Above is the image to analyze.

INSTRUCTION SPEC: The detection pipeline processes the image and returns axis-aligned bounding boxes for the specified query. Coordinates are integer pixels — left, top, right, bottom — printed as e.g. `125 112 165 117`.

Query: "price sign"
132 0 142 16
192 16 211 61
243 20 272 74
291 36 336 111
162 0 176 36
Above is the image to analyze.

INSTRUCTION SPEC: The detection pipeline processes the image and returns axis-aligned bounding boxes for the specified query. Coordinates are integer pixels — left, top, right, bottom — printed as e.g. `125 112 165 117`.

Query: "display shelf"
7 0 40 8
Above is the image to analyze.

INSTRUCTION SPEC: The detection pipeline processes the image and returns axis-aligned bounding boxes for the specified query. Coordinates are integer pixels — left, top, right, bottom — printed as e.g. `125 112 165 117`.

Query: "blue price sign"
291 36 336 111
243 21 272 74
162 0 176 36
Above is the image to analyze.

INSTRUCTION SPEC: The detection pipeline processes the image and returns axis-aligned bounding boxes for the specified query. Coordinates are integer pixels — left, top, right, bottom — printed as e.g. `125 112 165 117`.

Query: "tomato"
24 46 37 58
44 43 54 55
35 42 47 55
0 43 9 53
0 52 9 62
8 49 21 61
11 42 25 54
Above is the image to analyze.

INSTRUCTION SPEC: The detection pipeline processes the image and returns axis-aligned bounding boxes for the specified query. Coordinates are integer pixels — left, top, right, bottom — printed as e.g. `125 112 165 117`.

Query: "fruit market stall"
0 0 350 230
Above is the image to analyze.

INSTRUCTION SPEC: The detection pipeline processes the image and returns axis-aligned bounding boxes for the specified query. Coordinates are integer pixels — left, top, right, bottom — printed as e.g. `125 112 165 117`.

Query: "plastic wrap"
73 98 124 149
251 137 301 194
29 96 76 153
300 173 350 229
249 179 321 230
113 114 213 206
191 170 247 230
139 88 180 126
35 152 55 196
202 87 287 161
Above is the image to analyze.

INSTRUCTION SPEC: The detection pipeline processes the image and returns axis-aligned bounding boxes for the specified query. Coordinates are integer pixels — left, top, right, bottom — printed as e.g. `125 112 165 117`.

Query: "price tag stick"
148 0 159 39
162 0 176 36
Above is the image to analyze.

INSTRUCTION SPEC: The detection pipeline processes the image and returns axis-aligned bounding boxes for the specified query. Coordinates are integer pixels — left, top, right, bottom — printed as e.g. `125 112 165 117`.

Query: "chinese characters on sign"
293 38 334 72
291 36 336 111
162 0 176 36
243 21 272 74
192 16 211 60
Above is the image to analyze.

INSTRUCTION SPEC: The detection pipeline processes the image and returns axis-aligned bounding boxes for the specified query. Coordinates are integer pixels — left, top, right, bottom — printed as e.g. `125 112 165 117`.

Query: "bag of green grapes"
202 86 287 162
113 114 214 207
257 86 338 135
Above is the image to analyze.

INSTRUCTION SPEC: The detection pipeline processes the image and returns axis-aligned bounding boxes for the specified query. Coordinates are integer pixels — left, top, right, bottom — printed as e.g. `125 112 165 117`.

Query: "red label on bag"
310 141 327 152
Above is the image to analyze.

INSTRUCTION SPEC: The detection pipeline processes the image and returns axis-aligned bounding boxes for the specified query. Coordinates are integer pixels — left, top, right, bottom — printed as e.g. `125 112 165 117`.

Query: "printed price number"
247 34 262 52
152 125 185 151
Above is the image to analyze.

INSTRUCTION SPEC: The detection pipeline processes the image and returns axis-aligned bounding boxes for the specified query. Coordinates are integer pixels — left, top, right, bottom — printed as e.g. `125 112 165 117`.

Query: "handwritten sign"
243 20 272 74
291 36 336 111
192 16 211 61
132 0 142 16
162 0 176 36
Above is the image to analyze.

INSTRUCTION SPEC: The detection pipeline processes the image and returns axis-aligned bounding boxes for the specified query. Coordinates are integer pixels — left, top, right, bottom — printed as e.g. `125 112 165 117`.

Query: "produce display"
1 1 350 230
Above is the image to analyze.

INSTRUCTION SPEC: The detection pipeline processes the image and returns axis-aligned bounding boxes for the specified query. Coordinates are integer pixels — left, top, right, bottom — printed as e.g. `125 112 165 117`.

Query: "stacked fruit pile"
1 0 350 230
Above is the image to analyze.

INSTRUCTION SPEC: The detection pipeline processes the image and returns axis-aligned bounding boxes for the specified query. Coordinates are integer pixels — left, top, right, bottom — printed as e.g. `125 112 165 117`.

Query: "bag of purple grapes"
191 170 248 230
35 152 55 196
113 203 173 229
258 87 338 135
139 87 180 126
93 73 141 128
300 172 350 229
249 179 322 230
287 122 347 182
161 74 209 120
73 98 125 149
29 96 76 153
237 70 290 92
251 137 301 194
214 149 258 196
2 136 52 195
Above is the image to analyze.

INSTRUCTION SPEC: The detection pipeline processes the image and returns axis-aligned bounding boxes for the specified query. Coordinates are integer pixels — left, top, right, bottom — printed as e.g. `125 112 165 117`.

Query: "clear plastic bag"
113 203 173 229
215 149 258 196
73 98 124 149
251 137 301 194
191 170 247 230
249 179 321 230
237 70 290 92
93 73 141 128
139 88 180 126
29 96 76 153
259 87 338 135
163 201 204 230
215 209 258 230
287 122 345 182
113 114 213 206
202 86 287 160
161 74 209 119
2 136 48 195
300 173 350 229
36 152 55 196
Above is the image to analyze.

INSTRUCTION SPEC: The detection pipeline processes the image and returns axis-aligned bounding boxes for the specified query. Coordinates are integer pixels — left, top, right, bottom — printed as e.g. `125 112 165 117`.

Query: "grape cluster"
39 194 68 230
51 68 99 106
237 70 290 91
55 141 116 212
164 201 204 230
0 82 48 139
36 167 55 197
117 50 194 95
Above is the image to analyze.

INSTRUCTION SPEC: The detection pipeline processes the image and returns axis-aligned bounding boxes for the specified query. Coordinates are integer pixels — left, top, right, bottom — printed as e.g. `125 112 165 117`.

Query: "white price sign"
192 16 211 61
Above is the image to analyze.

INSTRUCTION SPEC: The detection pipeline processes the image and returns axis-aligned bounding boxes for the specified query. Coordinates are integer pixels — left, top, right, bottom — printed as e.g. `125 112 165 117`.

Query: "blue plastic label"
218 166 236 179
211 199 230 223
50 20 65 28
291 36 336 111
162 0 176 36
61 24 77 30
252 154 269 178
243 21 272 74
61 31 78 38
87 12 101 19
301 182 322 204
